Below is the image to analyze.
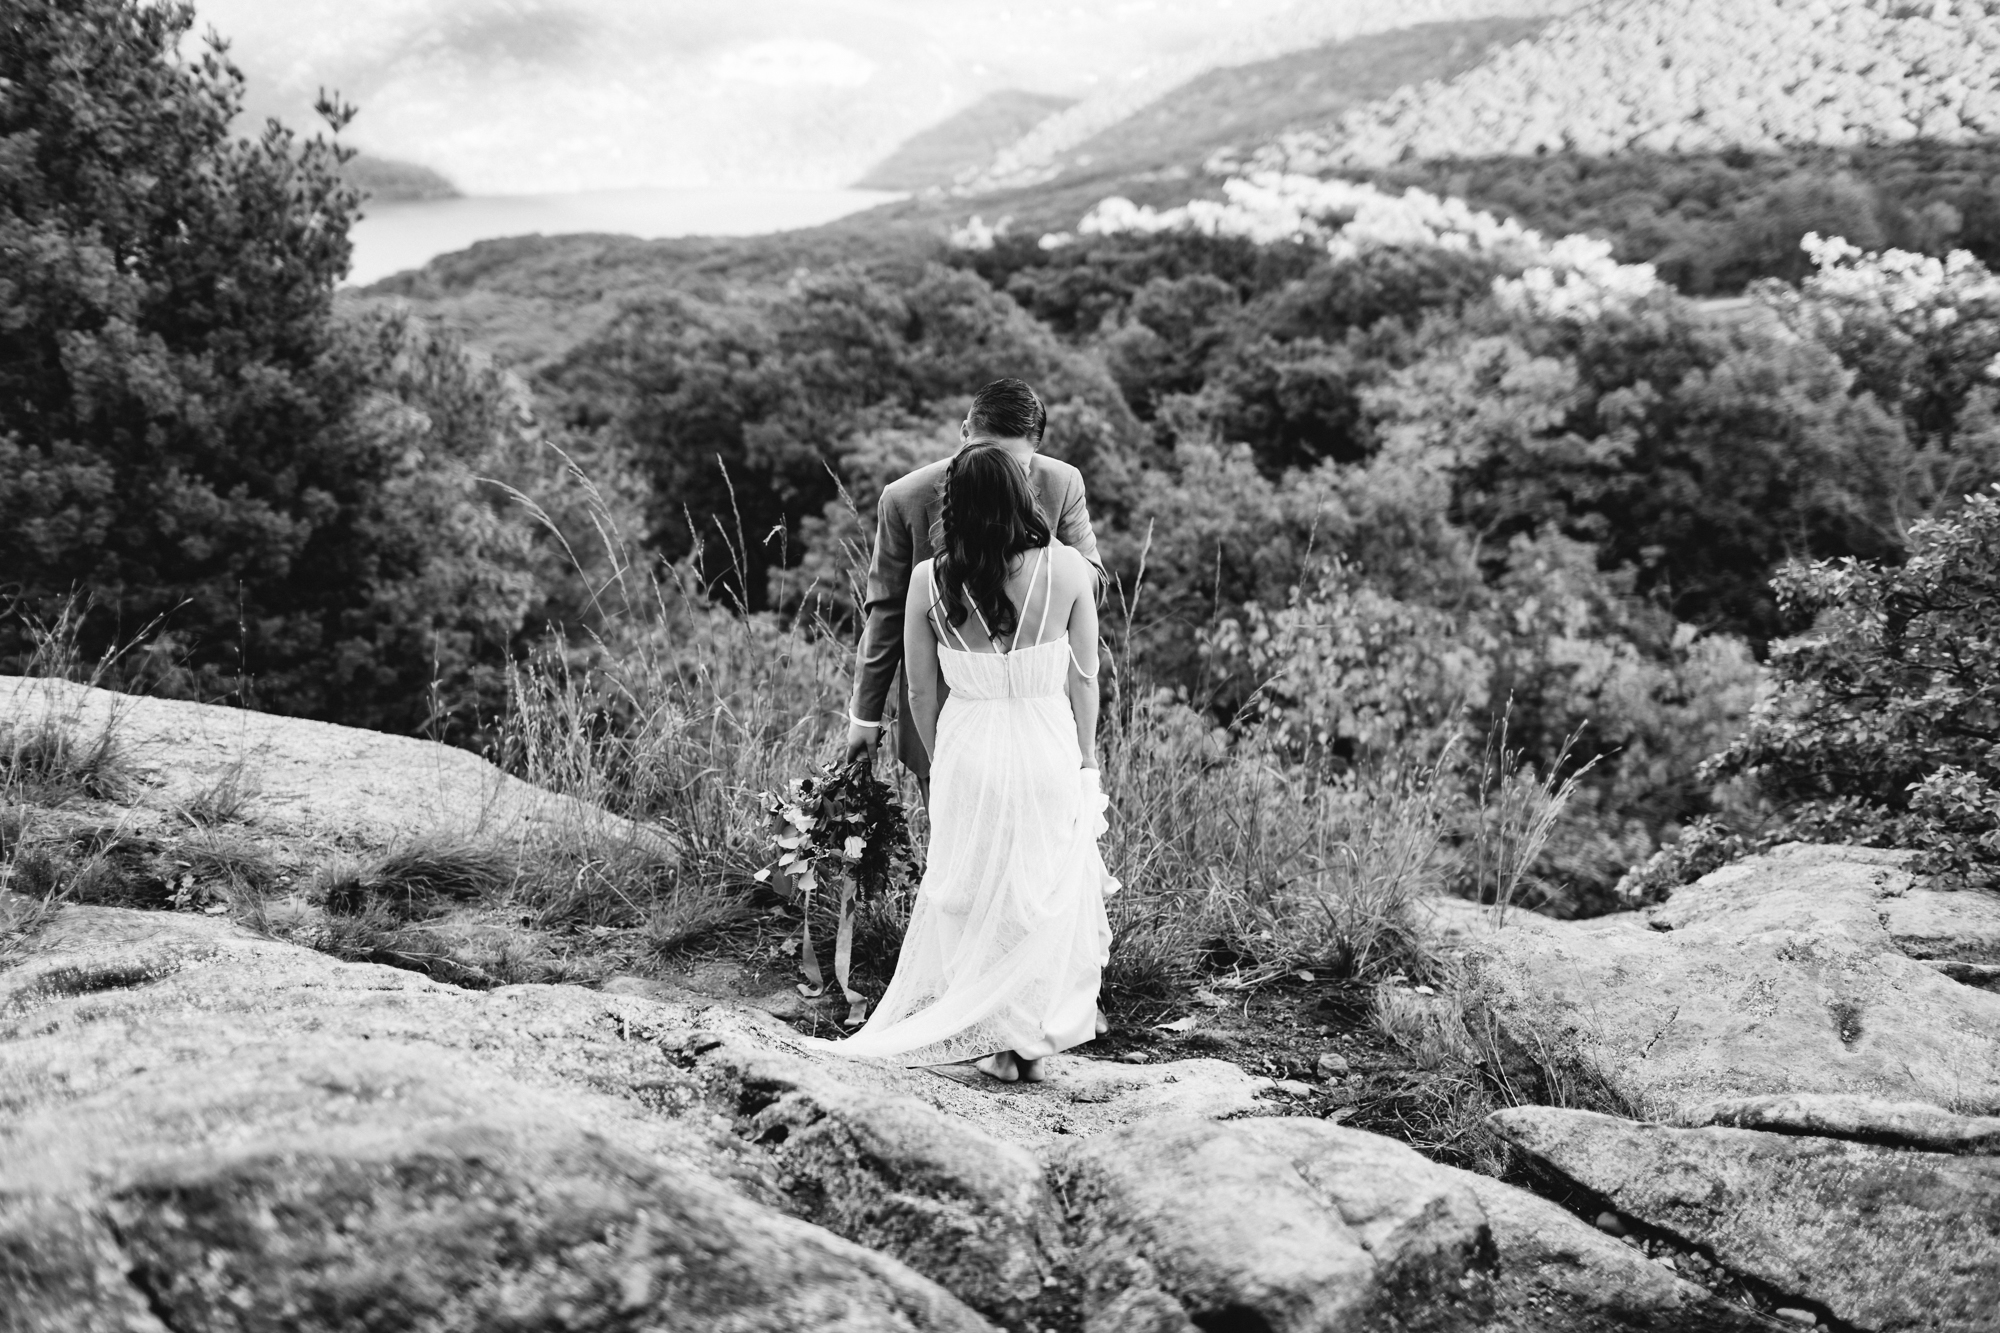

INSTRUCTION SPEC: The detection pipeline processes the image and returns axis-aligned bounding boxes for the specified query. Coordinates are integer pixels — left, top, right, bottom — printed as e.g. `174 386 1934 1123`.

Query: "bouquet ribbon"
797 872 870 1027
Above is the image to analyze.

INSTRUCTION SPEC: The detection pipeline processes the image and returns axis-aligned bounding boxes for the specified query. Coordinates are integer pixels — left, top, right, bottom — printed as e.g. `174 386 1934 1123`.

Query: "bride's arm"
1063 548 1101 770
904 562 943 763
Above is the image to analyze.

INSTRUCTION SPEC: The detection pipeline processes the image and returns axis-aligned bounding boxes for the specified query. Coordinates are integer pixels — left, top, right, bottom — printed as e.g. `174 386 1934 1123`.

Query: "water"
344 186 905 287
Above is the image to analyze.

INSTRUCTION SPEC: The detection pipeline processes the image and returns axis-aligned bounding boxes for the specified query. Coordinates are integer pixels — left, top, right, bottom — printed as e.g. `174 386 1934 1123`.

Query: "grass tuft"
1363 963 1647 1173
313 836 514 922
0 715 132 804
174 759 257 827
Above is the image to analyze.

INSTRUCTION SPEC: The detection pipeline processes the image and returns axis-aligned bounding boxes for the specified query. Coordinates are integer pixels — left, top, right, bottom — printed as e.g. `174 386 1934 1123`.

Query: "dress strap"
1034 542 1057 646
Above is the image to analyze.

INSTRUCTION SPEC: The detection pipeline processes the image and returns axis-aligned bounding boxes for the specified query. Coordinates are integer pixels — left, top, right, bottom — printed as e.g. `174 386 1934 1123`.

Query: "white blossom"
1074 172 1662 319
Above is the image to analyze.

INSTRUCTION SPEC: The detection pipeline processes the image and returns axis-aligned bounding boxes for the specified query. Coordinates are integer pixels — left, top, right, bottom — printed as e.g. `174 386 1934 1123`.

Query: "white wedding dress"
807 543 1114 1067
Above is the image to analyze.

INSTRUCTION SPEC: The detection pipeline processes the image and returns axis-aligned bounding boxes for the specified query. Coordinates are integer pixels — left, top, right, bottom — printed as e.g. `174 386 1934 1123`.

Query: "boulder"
1463 844 2000 1118
1490 1106 2000 1333
0 908 993 1331
5 1074 990 1333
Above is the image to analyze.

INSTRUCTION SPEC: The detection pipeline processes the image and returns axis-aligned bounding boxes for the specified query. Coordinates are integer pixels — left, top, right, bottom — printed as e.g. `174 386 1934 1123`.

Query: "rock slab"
1464 844 2000 1118
1491 1106 2000 1333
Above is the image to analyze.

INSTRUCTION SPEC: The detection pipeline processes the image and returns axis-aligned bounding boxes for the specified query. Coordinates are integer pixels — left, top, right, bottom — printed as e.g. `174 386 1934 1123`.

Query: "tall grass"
1096 690 1454 1008
483 449 884 968
1457 715 1600 926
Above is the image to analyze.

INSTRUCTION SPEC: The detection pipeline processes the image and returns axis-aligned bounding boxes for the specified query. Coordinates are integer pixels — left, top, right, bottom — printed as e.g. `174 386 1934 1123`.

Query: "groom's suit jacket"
849 453 1102 778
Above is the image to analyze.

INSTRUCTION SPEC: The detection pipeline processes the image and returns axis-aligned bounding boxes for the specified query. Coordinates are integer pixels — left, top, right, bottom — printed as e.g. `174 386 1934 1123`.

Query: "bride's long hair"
935 444 1051 643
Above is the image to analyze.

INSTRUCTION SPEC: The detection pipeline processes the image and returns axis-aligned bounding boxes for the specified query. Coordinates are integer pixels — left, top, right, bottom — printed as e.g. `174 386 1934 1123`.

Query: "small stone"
1117 1050 1151 1064
1594 1210 1628 1237
1315 1052 1350 1080
1619 1235 1640 1249
1773 1309 1817 1327
1272 1079 1314 1097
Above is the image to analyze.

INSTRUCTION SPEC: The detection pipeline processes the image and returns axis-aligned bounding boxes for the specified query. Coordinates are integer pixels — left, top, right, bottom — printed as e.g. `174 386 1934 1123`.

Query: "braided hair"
935 444 1051 644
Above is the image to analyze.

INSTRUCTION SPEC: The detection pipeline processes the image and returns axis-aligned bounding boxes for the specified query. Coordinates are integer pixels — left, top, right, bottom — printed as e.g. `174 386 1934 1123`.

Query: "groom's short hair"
966 379 1046 444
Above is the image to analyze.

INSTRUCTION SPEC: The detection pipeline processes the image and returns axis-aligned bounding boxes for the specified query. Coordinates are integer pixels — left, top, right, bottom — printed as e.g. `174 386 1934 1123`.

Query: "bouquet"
754 758 916 1024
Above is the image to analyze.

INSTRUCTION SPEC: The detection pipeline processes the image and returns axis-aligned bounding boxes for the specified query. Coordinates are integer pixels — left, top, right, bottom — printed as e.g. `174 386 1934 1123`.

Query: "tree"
1 1 564 732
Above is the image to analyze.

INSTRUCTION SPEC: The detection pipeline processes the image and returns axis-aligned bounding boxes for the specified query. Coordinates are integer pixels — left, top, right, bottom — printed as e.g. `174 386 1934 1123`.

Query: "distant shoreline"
344 186 905 288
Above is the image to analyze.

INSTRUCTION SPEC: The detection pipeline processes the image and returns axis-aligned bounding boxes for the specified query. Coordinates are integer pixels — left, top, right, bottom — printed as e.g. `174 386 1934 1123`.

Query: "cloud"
190 0 1358 193
711 39 876 89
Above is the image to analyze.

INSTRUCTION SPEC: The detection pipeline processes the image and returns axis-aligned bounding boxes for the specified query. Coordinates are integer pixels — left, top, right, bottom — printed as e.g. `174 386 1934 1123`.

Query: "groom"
844 378 1104 781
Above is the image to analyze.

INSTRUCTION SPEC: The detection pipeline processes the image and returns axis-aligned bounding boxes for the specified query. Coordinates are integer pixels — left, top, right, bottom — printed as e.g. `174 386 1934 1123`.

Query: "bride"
806 442 1113 1082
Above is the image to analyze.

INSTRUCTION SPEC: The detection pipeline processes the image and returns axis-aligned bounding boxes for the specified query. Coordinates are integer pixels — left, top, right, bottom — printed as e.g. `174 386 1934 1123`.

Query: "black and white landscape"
4 2 1998 1330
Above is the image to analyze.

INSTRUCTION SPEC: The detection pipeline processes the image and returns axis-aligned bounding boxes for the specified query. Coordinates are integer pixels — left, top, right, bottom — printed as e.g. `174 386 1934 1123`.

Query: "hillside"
1004 15 1550 189
855 90 1076 192
343 152 459 202
961 0 1581 194
1253 0 2000 173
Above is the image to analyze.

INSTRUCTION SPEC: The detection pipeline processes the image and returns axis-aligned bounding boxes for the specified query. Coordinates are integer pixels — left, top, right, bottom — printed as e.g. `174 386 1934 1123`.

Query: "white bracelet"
848 714 882 729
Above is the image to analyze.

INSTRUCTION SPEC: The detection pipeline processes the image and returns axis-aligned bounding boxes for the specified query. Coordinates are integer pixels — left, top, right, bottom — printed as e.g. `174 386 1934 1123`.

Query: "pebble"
1773 1310 1818 1327
1272 1079 1314 1096
1594 1211 1629 1237
1315 1052 1350 1080
1117 1051 1151 1064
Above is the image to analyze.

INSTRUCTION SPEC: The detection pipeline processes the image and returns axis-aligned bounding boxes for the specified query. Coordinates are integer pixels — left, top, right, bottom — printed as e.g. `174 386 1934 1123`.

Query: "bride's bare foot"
1016 1054 1047 1083
974 1052 1020 1083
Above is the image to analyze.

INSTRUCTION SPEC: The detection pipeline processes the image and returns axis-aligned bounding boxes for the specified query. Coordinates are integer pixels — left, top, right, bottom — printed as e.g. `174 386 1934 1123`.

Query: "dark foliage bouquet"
754 758 917 1022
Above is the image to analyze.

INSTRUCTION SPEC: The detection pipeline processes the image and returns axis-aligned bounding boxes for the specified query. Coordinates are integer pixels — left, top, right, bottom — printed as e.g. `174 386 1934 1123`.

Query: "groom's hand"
843 719 881 765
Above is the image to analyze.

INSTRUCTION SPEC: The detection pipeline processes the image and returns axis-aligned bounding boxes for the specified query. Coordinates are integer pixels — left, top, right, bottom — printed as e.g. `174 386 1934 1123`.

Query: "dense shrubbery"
1356 142 2000 296
538 263 1137 610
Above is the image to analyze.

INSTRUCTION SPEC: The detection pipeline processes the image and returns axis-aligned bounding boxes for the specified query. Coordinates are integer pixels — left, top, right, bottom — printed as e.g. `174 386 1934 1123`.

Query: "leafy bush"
1705 485 2000 884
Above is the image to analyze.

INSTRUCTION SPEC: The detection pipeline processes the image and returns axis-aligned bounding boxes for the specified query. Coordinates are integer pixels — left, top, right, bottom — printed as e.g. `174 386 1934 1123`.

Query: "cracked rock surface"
1491 1107 2000 1333
3 906 1795 1333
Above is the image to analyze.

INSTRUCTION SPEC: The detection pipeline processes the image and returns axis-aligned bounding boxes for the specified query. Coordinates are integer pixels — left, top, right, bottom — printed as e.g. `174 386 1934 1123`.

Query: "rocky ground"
4 677 1998 1332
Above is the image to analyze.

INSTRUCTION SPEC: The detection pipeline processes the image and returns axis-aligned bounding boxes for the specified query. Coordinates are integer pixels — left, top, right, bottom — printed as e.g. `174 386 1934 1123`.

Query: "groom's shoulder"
1035 454 1086 493
882 458 950 511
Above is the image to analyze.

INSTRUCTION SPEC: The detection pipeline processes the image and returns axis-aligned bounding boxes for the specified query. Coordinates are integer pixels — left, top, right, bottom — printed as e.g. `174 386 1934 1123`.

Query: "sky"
190 0 1336 194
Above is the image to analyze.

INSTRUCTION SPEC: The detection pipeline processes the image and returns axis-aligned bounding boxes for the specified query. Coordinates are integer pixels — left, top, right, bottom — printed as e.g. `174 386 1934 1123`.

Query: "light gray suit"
849 454 1102 778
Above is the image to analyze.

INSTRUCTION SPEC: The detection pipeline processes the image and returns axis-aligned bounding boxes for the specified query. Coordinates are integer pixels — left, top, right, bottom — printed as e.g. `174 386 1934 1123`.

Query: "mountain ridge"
855 91 1076 192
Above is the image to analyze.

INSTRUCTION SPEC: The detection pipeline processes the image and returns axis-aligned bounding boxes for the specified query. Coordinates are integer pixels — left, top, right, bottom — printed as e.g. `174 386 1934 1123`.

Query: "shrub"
1705 484 2000 884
